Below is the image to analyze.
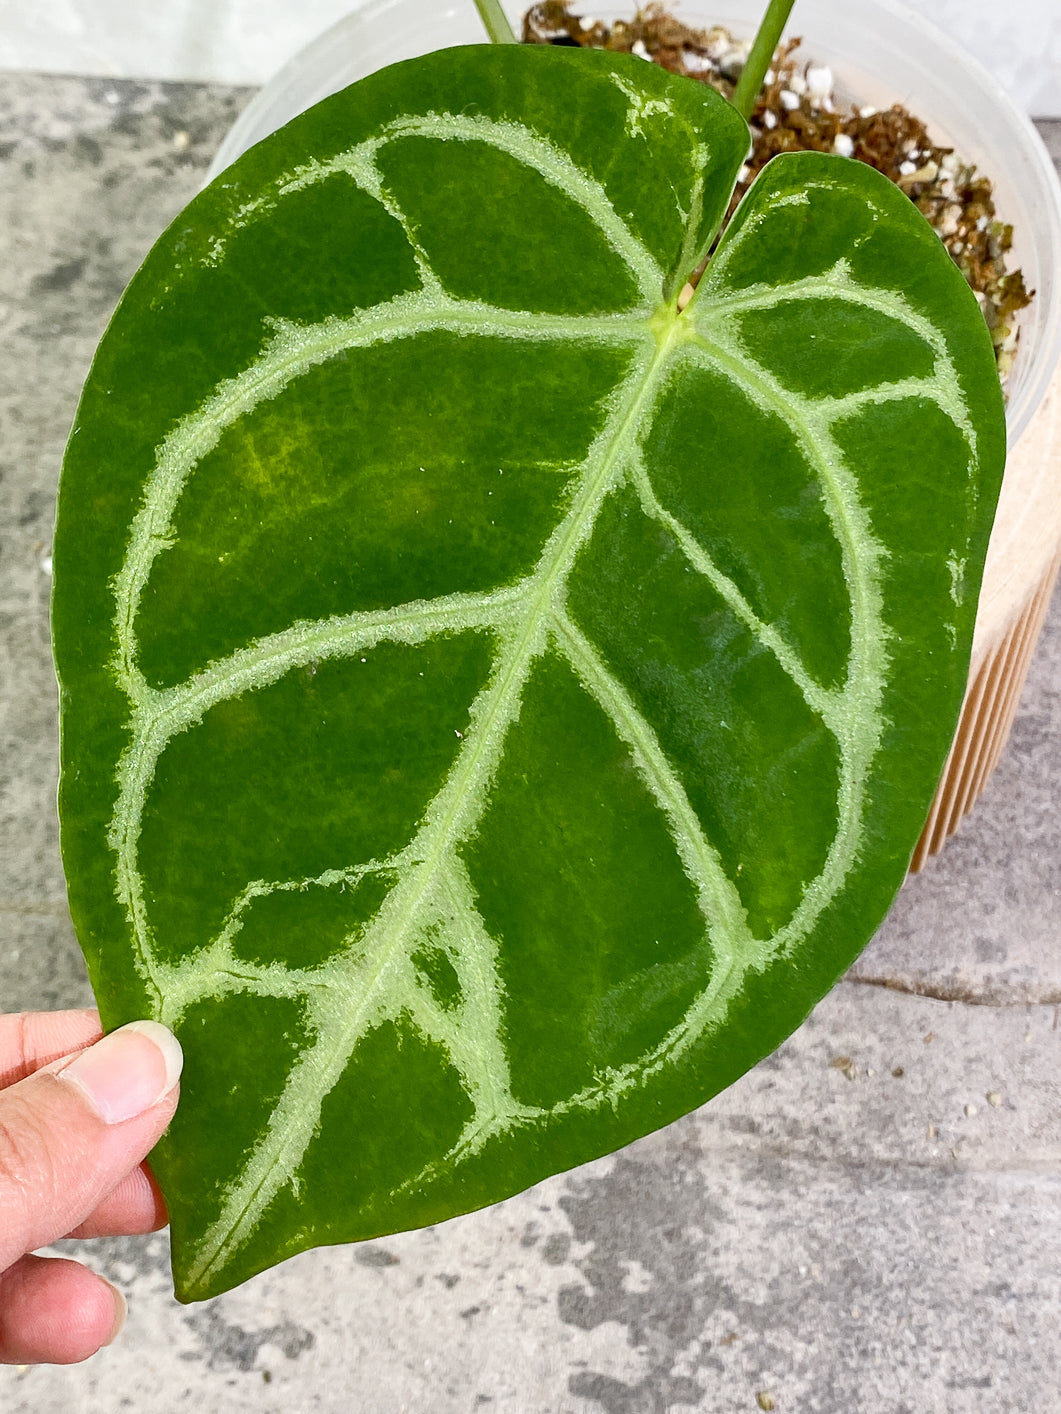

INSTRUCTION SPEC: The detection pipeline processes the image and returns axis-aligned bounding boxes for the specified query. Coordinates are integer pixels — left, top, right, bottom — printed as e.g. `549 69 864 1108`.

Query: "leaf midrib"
178 320 686 1290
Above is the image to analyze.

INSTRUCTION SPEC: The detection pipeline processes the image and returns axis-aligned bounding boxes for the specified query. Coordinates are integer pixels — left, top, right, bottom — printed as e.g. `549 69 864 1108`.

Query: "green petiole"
473 0 519 44
731 0 798 118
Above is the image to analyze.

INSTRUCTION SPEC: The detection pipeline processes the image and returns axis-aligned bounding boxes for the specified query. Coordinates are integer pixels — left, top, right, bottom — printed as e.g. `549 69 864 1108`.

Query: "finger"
0 1020 182 1271
0 1254 124 1365
67 1161 168 1239
0 1011 103 1088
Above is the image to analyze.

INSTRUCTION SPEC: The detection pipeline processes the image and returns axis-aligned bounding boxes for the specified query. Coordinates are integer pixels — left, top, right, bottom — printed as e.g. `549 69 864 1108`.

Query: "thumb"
0 1021 182 1271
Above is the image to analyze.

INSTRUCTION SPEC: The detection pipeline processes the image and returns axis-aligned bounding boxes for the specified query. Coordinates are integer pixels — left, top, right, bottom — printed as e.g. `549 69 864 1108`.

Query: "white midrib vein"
97 99 979 1292
177 316 765 1290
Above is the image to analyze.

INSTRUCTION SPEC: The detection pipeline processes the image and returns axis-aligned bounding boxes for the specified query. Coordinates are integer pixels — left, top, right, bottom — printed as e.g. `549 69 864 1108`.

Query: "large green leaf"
53 44 1005 1301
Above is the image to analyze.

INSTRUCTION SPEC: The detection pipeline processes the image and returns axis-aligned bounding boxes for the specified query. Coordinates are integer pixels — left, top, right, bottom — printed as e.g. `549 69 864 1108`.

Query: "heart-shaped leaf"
54 44 1005 1301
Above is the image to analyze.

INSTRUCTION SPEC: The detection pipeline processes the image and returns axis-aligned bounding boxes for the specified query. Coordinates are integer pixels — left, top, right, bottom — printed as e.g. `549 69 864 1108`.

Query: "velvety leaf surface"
53 44 1005 1301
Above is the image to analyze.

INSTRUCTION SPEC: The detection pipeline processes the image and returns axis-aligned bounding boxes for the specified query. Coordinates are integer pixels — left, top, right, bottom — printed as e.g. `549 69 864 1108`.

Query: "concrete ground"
0 73 1058 1413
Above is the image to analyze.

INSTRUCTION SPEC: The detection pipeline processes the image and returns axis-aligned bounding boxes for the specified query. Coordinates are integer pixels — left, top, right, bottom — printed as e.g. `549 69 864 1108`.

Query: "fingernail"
102 1280 127 1346
58 1020 183 1125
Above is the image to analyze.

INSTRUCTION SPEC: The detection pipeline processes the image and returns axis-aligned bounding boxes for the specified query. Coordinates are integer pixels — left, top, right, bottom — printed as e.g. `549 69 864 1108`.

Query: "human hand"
0 1009 182 1364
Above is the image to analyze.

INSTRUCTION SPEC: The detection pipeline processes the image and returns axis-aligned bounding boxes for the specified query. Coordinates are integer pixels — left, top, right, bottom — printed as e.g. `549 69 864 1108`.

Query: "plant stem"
473 0 519 44
731 0 797 120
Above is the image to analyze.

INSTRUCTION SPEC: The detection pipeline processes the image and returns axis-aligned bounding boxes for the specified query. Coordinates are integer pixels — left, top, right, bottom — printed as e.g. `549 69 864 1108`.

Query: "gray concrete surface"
0 73 1058 1413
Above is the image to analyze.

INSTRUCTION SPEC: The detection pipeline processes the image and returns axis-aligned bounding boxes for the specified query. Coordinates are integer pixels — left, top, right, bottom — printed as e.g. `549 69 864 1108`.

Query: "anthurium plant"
53 0 1006 1302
